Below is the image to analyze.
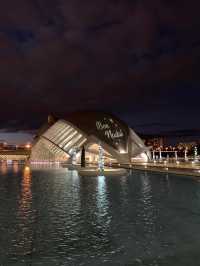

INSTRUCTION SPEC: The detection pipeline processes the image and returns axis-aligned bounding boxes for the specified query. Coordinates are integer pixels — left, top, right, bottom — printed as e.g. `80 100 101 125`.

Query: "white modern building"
31 112 150 164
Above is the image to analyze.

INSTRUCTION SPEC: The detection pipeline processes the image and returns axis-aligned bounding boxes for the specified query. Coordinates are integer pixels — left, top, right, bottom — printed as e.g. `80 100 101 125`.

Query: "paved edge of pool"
111 163 200 180
62 163 200 180
130 165 200 180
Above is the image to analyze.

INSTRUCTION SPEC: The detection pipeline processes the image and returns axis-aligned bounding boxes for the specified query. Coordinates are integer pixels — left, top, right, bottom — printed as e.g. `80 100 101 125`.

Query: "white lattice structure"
31 120 87 162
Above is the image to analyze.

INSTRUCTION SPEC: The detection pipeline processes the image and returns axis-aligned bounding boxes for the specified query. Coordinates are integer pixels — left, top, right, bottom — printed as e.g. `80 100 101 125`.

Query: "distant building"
177 141 197 150
142 135 166 150
0 141 16 150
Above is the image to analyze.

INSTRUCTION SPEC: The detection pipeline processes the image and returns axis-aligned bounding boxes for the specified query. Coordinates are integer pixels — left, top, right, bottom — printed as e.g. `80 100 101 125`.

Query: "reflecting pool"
1 165 200 265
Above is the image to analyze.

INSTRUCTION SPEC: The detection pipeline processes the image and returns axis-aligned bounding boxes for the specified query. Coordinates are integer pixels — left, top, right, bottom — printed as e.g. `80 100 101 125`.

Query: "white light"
25 143 31 149
25 166 30 170
119 149 126 154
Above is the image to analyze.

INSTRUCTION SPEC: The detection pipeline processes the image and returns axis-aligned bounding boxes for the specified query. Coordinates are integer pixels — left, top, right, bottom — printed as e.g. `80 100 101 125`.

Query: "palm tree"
81 146 86 168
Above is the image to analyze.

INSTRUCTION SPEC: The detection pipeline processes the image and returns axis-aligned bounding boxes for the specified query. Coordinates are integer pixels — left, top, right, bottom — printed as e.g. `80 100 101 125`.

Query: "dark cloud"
0 0 200 138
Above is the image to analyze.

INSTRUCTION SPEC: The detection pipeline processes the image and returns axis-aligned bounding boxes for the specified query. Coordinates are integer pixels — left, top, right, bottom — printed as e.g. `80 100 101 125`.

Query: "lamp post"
184 148 188 161
175 151 178 161
194 146 198 162
159 149 162 161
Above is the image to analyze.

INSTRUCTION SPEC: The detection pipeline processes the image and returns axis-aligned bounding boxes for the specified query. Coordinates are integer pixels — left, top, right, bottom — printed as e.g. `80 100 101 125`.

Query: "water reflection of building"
13 161 19 174
17 166 33 255
0 162 7 174
140 173 155 232
19 166 32 216
31 112 150 164
96 176 109 217
142 135 166 150
139 173 157 257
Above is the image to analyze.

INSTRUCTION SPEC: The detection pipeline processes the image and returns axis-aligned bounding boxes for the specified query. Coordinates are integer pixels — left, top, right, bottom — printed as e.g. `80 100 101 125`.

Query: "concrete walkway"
129 161 200 180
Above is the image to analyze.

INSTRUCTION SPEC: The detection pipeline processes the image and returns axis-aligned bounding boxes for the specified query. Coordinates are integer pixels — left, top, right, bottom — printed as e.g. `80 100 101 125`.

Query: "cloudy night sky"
0 0 200 143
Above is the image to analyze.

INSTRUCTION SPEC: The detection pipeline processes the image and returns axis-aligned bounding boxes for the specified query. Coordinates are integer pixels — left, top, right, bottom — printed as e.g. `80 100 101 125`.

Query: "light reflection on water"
13 162 19 174
95 175 111 250
139 172 156 258
0 167 200 265
0 162 8 175
15 166 33 257
96 176 108 217
19 166 32 216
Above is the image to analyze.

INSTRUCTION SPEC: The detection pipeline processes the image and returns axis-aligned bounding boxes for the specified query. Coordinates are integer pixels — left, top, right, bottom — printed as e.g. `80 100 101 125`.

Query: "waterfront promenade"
62 159 200 179
130 160 200 179
103 158 200 179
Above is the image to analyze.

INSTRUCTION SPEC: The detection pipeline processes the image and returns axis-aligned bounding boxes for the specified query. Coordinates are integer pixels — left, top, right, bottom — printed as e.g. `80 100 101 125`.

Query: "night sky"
0 0 200 143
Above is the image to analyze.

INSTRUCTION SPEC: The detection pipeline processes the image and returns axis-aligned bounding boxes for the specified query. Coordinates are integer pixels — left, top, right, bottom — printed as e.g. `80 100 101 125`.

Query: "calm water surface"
0 165 200 265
